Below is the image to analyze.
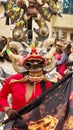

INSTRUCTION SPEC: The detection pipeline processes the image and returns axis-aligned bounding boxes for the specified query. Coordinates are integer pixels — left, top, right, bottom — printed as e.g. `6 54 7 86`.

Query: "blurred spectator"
54 39 71 77
65 42 73 74
68 43 73 70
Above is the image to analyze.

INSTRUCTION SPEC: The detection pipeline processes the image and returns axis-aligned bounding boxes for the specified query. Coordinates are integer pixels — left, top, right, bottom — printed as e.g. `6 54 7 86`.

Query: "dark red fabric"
54 53 67 77
57 62 67 77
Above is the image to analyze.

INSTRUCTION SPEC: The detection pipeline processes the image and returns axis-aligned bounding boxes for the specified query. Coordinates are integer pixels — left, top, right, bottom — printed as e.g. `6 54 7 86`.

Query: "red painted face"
21 47 46 67
20 47 47 82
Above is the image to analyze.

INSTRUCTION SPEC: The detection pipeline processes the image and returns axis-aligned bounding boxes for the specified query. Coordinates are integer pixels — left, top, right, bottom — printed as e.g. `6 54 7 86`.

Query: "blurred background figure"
68 43 73 70
65 42 73 74
54 39 71 77
0 36 17 78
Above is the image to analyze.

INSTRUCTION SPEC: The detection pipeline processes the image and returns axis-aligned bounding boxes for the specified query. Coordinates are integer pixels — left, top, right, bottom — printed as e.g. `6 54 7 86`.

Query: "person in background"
68 43 73 70
54 39 71 77
64 42 73 74
0 36 17 76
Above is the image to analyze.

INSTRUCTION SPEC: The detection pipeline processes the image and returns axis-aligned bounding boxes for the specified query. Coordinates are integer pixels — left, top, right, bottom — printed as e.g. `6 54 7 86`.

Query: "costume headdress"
6 39 62 83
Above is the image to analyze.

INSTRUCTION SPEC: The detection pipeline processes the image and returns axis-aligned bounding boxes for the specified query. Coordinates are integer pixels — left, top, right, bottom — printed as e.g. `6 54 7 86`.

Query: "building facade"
52 0 73 41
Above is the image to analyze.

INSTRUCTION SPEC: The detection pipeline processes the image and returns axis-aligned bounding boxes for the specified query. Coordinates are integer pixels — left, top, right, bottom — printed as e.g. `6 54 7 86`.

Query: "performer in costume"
0 39 62 130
